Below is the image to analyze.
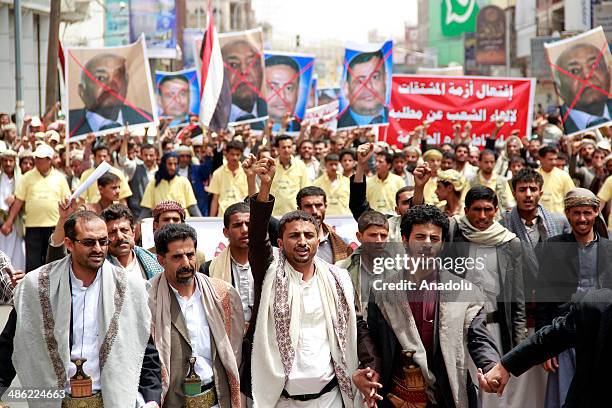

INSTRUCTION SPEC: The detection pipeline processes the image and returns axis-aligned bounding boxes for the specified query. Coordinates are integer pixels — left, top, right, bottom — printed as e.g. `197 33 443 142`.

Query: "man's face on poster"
222 40 263 111
159 77 190 118
557 44 611 113
345 55 386 116
265 63 299 121
79 54 128 112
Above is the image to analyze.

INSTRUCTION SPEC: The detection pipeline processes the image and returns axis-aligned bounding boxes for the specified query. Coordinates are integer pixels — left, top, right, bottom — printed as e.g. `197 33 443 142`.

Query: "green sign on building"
441 0 479 37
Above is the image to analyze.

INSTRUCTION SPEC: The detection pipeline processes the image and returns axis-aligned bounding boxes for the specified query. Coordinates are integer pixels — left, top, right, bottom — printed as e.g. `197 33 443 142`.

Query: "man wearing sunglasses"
0 210 162 407
46 201 162 280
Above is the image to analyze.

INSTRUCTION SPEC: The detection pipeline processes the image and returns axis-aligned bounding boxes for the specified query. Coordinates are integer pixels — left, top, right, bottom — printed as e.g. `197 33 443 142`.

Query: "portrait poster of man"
155 68 200 128
307 76 318 109
219 28 268 130
338 39 393 128
264 51 314 131
66 35 158 140
318 87 341 105
129 0 177 59
544 26 612 136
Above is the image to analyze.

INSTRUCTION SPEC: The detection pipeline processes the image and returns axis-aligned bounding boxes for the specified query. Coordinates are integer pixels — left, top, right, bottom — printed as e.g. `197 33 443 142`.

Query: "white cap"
30 116 42 127
33 143 55 159
46 130 60 143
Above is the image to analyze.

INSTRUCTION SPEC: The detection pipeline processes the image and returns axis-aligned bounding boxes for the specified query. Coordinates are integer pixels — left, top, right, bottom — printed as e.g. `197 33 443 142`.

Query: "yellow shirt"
140 176 197 210
313 173 351 216
597 176 612 227
538 167 575 214
366 173 406 214
207 164 248 217
14 168 71 227
271 158 309 217
79 166 132 203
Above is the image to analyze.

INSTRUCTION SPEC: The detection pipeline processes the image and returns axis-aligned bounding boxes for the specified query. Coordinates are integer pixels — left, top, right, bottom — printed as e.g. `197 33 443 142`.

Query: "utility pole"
14 0 24 135
45 0 61 116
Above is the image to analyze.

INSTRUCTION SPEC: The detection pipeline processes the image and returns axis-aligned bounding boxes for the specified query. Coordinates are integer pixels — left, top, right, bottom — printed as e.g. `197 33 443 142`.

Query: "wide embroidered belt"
61 392 103 408
185 386 218 408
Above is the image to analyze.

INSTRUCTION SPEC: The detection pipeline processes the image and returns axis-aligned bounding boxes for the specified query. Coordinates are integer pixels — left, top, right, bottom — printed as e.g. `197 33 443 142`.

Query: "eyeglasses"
71 238 111 247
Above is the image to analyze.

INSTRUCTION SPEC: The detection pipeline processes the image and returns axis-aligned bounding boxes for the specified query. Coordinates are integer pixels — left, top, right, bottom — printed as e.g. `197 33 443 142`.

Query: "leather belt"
281 377 339 401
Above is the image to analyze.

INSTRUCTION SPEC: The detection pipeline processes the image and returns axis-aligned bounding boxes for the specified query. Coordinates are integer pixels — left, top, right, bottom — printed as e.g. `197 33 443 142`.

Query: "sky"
251 0 418 44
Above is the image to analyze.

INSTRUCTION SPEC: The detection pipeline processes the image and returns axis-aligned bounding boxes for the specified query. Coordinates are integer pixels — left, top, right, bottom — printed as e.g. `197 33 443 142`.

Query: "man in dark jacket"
367 204 500 408
479 288 612 408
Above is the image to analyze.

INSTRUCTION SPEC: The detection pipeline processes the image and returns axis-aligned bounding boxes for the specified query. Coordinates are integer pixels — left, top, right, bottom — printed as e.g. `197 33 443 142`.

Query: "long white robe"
0 172 24 270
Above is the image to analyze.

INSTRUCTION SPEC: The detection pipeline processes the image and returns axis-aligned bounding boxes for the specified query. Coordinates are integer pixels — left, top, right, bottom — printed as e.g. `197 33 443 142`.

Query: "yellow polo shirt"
313 173 351 216
207 164 248 217
366 173 406 214
140 176 197 210
538 167 575 214
597 176 612 227
78 166 132 203
271 158 309 216
14 168 71 227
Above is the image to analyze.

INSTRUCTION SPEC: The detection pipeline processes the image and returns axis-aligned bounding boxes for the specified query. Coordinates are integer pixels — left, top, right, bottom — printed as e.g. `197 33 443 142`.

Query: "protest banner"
307 76 318 108
544 26 612 136
141 215 358 260
386 74 535 147
65 35 158 141
155 68 200 128
219 28 268 130
129 0 177 59
304 100 339 131
338 40 393 128
264 51 315 132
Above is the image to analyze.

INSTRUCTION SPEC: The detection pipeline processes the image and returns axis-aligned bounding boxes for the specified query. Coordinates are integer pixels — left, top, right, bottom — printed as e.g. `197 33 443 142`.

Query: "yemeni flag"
198 4 231 131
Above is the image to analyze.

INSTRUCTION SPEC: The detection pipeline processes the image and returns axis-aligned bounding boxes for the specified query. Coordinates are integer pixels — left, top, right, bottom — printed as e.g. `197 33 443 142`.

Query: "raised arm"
411 163 432 206
349 143 375 221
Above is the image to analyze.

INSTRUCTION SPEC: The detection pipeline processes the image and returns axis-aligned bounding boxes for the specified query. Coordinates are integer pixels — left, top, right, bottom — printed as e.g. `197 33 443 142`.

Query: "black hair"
442 151 456 161
395 185 415 205
265 54 300 74
347 50 384 82
400 204 449 241
223 202 250 228
100 203 135 229
226 140 245 153
97 171 120 187
92 144 109 156
158 74 189 91
465 186 498 209
454 143 469 153
538 144 558 158
314 139 328 147
339 149 356 161
278 210 318 238
64 210 105 240
376 150 393 165
296 186 326 208
479 149 496 161
154 223 198 256
298 139 313 150
141 143 156 152
556 151 568 163
393 152 406 161
324 153 340 162
509 156 526 166
357 210 388 233
274 134 293 147
511 168 544 190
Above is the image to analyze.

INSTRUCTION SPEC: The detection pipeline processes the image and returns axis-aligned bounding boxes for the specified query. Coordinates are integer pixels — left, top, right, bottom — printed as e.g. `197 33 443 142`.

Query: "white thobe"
277 269 342 408
0 172 25 270
231 258 254 322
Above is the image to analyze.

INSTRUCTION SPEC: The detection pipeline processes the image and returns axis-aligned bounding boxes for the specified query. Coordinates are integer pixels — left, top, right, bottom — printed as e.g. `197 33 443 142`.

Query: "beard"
176 265 196 285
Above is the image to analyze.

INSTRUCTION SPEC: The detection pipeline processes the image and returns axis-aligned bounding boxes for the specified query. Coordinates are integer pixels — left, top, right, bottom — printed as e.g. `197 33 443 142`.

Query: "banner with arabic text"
386 75 535 147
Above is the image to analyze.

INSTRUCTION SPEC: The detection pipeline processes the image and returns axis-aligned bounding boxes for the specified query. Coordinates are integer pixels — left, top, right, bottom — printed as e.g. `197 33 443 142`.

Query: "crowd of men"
0 108 611 408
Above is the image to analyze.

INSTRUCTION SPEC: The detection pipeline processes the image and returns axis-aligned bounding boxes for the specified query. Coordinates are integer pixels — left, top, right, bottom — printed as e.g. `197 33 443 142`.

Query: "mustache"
177 266 195 275
112 239 130 247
